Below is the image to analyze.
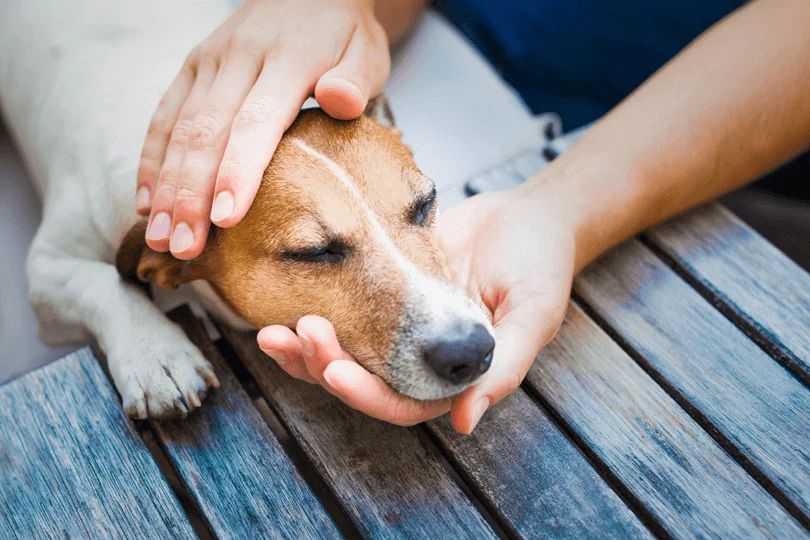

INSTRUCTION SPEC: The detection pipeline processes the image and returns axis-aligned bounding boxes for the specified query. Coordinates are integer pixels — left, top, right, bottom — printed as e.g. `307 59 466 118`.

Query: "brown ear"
364 95 396 129
115 219 200 290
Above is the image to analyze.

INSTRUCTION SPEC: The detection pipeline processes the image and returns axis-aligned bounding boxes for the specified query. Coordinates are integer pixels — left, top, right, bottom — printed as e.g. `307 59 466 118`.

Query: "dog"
27 99 496 420
2 0 494 421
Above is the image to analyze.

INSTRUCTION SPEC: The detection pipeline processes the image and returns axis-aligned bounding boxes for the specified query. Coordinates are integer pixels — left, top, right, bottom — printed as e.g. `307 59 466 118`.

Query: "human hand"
436 189 576 433
257 316 452 426
137 0 390 259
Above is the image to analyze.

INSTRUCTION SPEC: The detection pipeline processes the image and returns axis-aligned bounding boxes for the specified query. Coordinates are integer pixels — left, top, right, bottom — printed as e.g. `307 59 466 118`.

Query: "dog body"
1 0 494 419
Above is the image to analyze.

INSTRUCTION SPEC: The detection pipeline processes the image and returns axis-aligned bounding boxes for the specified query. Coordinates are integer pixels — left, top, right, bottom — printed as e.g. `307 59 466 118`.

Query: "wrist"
513 144 645 273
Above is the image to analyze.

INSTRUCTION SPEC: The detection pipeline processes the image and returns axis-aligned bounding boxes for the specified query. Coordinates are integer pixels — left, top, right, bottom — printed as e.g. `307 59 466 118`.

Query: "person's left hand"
257 185 577 433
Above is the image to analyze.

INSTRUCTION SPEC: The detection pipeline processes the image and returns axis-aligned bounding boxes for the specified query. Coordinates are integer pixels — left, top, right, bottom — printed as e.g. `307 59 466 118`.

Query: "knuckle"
174 186 203 201
188 111 223 150
235 98 276 126
137 161 159 184
170 118 194 146
156 168 178 191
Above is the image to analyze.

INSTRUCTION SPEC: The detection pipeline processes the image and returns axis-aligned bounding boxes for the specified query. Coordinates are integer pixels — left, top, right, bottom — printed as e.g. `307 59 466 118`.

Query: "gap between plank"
517 380 670 540
89 341 217 539
213 337 364 540
412 426 511 539
571 291 810 533
639 234 810 391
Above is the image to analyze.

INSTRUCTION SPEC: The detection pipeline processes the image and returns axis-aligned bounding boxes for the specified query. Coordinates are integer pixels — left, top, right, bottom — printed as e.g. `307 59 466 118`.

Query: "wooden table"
2 179 810 537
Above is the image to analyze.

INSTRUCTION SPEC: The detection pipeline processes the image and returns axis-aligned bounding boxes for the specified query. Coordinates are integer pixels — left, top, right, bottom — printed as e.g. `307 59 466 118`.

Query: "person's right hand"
136 0 390 260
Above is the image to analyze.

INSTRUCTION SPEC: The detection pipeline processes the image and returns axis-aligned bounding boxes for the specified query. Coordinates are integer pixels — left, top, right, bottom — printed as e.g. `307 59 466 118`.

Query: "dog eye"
284 242 347 264
411 189 436 226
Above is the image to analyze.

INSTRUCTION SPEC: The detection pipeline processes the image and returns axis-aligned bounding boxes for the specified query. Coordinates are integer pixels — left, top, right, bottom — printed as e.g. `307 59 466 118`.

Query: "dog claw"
186 390 201 409
200 368 221 389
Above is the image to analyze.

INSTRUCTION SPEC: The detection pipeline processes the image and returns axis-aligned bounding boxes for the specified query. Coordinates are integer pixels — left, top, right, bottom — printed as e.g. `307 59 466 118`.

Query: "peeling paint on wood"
646 203 810 386
575 239 810 527
0 349 195 539
153 306 340 539
526 302 807 538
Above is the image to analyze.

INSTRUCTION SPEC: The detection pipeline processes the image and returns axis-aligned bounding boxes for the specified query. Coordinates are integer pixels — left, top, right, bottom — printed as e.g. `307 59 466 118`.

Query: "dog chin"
385 355 481 401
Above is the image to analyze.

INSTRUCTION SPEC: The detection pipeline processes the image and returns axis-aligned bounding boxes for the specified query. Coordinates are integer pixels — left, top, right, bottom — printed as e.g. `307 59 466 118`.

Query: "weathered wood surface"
221 326 497 539
153 307 340 539
427 389 651 538
525 302 807 538
575 239 810 526
0 348 194 539
646 203 810 386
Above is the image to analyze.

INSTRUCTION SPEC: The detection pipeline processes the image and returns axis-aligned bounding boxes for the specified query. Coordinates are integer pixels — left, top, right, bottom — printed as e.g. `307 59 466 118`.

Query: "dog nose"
424 323 495 384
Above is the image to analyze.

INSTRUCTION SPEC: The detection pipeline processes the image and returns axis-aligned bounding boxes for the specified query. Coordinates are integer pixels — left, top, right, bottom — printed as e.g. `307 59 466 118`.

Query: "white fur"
289 138 493 399
0 0 233 418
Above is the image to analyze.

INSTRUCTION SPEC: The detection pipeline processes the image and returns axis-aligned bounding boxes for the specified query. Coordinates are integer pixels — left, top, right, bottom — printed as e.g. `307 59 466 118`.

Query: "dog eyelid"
409 187 437 226
282 240 349 264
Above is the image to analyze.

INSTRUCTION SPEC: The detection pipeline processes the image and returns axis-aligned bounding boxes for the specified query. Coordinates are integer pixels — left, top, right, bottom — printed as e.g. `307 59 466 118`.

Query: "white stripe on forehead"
288 137 491 332
289 137 404 262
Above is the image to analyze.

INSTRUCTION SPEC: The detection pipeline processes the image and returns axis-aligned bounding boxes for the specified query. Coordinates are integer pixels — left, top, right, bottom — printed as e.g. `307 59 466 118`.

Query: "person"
134 0 810 434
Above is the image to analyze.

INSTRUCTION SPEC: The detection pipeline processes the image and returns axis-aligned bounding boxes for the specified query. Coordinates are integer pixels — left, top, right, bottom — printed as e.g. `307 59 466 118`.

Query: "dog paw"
107 327 221 420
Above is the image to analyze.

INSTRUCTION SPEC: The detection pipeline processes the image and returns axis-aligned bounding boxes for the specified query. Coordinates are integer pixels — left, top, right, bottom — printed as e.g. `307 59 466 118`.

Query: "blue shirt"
435 0 745 130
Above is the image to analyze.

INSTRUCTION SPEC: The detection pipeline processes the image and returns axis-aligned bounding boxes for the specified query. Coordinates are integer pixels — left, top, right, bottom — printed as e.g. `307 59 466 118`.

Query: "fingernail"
135 186 151 209
262 349 289 365
322 367 336 387
468 397 490 433
299 333 316 358
147 212 171 240
170 221 195 253
210 191 234 223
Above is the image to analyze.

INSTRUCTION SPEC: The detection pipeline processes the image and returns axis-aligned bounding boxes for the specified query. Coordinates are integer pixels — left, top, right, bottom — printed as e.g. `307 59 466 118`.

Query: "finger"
146 65 216 251
257 325 315 383
211 62 312 229
315 23 390 120
295 315 343 385
323 360 450 426
169 58 261 259
137 63 195 215
450 301 564 435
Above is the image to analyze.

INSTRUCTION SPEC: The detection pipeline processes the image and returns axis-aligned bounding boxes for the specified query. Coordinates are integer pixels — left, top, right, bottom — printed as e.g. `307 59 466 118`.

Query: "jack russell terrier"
27 97 496 420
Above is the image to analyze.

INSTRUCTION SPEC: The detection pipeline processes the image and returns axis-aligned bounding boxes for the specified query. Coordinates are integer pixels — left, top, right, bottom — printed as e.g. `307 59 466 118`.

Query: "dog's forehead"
277 112 426 220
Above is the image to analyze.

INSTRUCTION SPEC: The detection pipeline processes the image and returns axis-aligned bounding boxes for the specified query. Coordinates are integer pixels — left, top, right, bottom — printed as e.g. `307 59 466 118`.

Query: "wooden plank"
574 239 810 527
645 203 810 386
427 390 651 538
221 325 497 539
151 306 340 539
525 302 808 538
0 348 194 539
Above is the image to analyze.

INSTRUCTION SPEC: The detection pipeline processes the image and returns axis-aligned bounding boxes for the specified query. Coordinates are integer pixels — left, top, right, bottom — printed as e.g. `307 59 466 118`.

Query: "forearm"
374 0 429 44
519 0 810 273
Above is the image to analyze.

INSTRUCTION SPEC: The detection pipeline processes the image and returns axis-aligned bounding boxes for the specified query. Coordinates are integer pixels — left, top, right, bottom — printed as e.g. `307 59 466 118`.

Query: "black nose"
424 323 495 384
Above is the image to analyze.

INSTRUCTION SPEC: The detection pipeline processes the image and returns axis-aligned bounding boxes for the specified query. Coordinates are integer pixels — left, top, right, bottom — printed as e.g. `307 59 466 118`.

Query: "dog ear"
364 95 395 128
115 219 201 290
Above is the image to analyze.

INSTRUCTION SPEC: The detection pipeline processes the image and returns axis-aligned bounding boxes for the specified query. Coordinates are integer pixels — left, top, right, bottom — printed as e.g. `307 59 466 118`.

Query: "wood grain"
525 302 808 538
0 348 194 539
575 239 810 527
151 307 340 539
427 389 651 538
646 203 810 386
221 325 497 539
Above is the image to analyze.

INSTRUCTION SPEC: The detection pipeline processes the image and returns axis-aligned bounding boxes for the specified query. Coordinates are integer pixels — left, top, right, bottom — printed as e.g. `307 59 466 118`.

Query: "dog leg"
26 244 219 419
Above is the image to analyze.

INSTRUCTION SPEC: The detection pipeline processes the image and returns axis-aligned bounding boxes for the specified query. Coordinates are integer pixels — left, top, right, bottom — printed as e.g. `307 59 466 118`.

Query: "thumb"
315 23 390 120
450 301 565 434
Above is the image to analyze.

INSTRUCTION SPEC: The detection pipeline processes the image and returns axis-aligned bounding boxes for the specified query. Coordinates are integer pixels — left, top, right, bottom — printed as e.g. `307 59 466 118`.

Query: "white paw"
107 324 220 420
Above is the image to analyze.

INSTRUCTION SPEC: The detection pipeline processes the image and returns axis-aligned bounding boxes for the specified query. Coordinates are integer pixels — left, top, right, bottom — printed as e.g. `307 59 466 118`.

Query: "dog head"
118 98 494 400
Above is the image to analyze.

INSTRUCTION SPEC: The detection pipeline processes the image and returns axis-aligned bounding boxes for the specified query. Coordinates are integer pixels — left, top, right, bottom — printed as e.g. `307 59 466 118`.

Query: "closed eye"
283 241 348 264
410 188 437 226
